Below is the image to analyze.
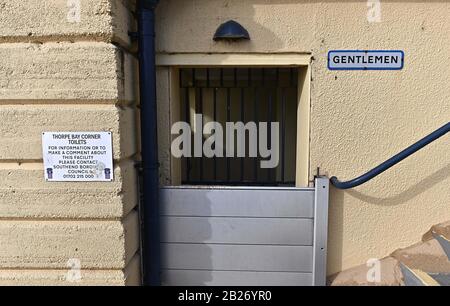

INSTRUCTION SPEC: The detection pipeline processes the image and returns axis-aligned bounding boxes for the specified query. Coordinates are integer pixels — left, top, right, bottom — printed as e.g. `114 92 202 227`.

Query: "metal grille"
179 67 298 186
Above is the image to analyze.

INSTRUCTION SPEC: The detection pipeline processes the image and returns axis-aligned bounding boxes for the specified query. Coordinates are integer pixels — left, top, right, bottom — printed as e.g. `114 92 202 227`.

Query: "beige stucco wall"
155 0 450 275
1 0 448 285
0 0 140 285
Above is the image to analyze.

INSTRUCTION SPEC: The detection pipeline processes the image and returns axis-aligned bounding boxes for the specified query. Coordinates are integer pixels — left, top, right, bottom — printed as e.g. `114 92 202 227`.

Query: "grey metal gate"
159 177 329 286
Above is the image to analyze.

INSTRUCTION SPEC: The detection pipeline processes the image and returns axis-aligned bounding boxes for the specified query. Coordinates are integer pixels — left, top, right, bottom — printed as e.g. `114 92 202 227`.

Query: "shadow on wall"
346 163 450 206
328 185 345 273
211 2 282 51
327 163 450 273
156 0 449 53
156 0 284 51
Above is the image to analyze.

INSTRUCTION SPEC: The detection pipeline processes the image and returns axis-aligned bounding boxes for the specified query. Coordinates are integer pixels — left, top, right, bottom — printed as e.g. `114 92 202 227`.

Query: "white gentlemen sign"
42 132 113 181
328 50 404 70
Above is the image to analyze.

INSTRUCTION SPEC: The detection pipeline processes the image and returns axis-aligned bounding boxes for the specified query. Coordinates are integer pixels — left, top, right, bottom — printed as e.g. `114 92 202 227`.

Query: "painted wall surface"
0 0 140 285
155 0 450 275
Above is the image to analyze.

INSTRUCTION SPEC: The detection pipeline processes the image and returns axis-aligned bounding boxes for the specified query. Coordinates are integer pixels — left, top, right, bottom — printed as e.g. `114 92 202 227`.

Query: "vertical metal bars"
180 67 297 186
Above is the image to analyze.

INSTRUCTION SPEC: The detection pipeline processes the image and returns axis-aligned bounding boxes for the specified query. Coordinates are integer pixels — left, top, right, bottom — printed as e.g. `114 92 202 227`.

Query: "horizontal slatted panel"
160 188 314 218
161 216 313 245
161 270 312 286
159 187 317 285
161 244 313 272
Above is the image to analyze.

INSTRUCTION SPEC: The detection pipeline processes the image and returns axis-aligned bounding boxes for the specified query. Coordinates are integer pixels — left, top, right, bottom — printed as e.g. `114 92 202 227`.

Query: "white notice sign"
42 132 113 181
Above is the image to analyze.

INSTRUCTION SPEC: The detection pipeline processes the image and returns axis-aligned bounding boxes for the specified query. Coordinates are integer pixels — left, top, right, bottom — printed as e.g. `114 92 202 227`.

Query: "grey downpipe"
137 0 160 285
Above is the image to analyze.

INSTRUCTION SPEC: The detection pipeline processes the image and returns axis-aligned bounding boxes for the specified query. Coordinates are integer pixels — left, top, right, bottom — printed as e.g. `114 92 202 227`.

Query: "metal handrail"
330 122 450 189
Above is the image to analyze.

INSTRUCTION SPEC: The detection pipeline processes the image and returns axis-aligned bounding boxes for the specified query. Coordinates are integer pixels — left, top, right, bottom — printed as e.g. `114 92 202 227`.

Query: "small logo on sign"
46 168 53 179
104 168 111 180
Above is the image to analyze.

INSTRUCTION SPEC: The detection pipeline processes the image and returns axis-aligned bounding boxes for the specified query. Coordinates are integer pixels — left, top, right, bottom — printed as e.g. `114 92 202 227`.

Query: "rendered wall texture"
1 0 448 285
154 0 450 275
0 0 140 285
